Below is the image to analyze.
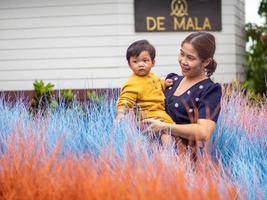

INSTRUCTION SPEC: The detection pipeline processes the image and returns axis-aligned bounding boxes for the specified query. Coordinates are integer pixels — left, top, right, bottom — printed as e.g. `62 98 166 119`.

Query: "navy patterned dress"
165 73 222 125
164 73 222 153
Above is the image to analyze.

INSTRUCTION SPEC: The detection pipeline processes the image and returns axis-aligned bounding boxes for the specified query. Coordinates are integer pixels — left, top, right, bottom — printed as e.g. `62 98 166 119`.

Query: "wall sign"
134 0 222 32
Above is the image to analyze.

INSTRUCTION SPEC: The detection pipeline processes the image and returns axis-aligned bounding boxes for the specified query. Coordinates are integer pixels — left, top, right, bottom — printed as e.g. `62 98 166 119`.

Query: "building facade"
0 0 245 91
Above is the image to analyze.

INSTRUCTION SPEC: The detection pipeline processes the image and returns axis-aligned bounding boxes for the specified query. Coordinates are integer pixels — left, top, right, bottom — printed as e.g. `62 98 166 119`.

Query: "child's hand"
165 79 173 87
115 112 124 123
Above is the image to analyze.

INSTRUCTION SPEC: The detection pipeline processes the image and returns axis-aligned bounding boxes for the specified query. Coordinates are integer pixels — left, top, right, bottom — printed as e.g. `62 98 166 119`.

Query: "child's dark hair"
182 32 217 77
126 40 156 62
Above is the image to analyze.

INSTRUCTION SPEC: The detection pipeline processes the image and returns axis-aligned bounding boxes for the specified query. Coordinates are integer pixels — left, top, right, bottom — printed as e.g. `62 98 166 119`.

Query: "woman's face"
178 42 206 79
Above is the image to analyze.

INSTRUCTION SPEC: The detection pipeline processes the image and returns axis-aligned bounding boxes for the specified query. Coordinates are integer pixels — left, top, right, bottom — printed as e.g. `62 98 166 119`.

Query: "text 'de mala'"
134 0 222 32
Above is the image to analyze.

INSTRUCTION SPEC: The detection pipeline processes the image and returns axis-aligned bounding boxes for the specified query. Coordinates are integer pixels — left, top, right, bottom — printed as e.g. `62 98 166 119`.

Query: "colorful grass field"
0 89 266 200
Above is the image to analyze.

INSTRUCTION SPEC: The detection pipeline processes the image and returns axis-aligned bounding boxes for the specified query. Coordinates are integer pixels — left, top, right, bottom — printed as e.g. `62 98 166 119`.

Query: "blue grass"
0 92 266 199
210 93 267 199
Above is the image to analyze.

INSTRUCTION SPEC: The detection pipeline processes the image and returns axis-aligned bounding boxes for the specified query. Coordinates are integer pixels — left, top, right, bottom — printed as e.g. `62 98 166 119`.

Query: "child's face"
128 51 155 76
178 42 208 78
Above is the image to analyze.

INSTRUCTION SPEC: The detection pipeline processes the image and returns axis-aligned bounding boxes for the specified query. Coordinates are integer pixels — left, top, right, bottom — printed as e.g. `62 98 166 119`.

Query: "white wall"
0 0 246 91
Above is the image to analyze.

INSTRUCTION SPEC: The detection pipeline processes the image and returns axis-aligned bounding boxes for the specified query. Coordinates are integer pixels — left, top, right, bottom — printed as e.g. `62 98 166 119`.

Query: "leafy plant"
61 89 75 107
30 80 57 115
86 90 104 104
244 0 267 96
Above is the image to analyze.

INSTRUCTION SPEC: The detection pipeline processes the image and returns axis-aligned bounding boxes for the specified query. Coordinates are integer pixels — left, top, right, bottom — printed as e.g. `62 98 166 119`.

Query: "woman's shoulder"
204 79 222 92
200 79 222 99
165 73 183 80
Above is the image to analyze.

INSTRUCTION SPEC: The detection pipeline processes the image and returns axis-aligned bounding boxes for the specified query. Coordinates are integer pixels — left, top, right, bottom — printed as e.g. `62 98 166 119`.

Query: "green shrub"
61 89 75 107
86 90 104 104
244 0 267 96
30 80 57 115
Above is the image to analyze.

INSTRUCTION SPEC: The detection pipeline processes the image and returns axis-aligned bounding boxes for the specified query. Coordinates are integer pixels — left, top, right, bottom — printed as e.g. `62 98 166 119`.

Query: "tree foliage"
244 0 267 95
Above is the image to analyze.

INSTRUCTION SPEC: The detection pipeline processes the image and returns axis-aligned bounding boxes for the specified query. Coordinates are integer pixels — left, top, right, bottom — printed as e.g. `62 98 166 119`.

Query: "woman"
144 32 222 155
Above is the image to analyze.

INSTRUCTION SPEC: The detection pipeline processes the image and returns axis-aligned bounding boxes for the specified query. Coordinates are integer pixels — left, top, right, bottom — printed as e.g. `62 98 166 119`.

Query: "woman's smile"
180 64 190 73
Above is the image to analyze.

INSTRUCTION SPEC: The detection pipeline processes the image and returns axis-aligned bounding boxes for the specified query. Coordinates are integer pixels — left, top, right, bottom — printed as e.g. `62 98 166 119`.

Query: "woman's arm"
143 118 216 141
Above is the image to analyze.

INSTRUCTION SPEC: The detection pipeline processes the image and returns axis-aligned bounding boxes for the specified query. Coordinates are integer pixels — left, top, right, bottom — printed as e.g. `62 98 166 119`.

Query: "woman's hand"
142 118 169 133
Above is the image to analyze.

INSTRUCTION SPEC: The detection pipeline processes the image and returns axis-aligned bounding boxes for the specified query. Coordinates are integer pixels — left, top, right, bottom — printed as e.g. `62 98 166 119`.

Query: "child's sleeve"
160 79 166 91
117 82 138 113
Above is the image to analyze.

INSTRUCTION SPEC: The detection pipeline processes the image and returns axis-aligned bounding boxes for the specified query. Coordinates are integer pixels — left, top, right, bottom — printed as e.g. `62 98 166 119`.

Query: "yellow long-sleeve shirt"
117 72 173 123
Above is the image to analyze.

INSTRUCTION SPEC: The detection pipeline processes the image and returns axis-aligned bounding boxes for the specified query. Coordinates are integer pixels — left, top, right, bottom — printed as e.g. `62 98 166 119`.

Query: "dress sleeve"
198 83 222 122
165 73 178 80
117 81 138 112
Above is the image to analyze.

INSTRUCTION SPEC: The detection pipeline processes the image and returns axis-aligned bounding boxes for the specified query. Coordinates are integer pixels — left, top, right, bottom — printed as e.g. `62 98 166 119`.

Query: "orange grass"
0 127 238 200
